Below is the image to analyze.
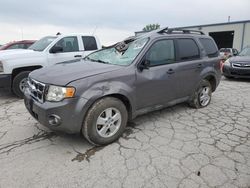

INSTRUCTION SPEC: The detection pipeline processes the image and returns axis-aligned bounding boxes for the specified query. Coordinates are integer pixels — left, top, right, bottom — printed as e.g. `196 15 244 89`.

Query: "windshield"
86 37 149 66
239 47 250 56
29 36 56 51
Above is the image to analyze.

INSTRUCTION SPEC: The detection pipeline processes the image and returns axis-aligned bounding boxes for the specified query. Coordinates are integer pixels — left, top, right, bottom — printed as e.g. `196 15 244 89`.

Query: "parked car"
0 34 101 97
24 28 221 146
219 48 238 60
0 40 36 50
222 46 250 79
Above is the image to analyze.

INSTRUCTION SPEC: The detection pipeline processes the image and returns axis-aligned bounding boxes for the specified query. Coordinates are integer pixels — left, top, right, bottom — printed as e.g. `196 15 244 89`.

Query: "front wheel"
189 80 212 109
82 97 128 146
12 71 30 98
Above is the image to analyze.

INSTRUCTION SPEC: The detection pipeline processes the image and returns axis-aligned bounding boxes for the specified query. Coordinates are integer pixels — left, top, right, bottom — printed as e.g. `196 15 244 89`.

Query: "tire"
12 71 30 98
82 97 128 146
189 80 212 109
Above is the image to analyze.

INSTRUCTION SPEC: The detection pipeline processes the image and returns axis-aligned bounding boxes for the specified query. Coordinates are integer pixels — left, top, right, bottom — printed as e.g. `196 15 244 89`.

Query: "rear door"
173 38 204 98
47 36 83 64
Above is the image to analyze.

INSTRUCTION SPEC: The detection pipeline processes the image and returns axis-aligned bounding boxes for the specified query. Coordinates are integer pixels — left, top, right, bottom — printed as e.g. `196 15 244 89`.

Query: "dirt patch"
72 146 104 162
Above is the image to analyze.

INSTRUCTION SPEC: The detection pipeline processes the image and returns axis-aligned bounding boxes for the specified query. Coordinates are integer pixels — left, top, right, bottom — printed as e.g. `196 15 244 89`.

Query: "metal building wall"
181 22 250 51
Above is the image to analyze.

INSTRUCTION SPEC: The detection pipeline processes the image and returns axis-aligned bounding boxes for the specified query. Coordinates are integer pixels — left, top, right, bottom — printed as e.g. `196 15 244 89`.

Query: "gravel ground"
0 78 250 188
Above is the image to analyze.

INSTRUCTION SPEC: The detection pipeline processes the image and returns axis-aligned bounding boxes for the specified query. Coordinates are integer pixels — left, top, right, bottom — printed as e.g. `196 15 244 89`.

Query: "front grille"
27 77 46 103
232 62 250 69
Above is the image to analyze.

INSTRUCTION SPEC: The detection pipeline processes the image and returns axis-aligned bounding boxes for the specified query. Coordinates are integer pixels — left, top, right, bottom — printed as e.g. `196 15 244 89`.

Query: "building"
135 20 250 51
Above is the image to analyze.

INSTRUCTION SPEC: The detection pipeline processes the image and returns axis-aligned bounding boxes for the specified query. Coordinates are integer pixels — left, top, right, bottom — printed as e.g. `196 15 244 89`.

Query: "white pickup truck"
0 33 102 97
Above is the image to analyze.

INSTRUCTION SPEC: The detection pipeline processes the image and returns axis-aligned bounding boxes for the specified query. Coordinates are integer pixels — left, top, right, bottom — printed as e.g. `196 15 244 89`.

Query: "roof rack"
157 28 205 35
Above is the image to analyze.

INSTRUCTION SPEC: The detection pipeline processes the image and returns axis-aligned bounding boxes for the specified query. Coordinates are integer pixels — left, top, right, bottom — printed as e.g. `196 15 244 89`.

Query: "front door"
135 39 179 110
47 36 83 65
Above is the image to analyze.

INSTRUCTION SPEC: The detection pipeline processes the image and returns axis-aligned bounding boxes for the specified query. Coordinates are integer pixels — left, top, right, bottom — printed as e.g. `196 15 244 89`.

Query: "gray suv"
24 28 221 145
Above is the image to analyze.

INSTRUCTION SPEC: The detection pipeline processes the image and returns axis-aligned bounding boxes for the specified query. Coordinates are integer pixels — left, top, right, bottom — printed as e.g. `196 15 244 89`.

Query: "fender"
80 80 135 114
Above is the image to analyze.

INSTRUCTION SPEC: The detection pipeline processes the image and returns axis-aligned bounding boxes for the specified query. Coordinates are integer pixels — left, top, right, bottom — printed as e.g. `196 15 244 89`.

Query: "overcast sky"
0 0 249 45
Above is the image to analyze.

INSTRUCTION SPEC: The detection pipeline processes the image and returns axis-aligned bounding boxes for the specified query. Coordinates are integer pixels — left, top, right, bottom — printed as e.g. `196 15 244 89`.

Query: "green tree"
142 24 160 32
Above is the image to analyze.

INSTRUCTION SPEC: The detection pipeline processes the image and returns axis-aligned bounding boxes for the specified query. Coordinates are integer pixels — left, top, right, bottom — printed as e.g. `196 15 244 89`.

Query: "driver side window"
54 36 79 53
146 40 175 67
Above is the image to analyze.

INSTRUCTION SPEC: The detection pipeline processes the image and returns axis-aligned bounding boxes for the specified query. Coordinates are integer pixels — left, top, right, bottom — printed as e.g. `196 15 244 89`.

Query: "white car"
0 33 101 97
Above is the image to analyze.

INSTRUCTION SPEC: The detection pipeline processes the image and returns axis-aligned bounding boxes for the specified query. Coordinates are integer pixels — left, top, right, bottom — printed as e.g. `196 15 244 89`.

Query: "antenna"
92 26 98 35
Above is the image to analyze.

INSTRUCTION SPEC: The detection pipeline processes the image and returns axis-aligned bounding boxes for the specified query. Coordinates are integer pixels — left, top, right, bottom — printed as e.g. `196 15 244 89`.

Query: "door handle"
167 69 175 74
197 64 202 68
74 55 82 58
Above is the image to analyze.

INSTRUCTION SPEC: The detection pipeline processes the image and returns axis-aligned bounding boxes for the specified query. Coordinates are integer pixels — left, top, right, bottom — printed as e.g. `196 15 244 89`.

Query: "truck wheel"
12 71 30 98
82 97 128 146
189 80 212 109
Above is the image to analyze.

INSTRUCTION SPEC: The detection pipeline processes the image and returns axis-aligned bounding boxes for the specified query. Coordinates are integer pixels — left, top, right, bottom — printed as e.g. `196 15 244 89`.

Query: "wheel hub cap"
199 86 211 106
96 108 122 138
19 78 28 93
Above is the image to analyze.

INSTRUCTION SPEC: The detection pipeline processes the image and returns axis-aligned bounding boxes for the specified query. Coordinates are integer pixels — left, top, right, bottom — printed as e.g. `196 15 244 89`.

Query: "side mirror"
138 59 150 71
50 46 63 53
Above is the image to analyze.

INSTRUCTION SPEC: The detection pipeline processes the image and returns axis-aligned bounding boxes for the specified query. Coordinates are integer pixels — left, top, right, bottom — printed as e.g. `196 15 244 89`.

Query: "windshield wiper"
84 56 110 64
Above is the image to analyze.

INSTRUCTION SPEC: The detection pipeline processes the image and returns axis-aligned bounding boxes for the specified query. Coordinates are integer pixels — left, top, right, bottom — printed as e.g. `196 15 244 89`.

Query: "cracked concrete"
0 78 250 188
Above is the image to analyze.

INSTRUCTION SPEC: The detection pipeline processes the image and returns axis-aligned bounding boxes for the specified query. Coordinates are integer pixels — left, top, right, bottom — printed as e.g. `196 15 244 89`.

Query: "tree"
142 24 160 32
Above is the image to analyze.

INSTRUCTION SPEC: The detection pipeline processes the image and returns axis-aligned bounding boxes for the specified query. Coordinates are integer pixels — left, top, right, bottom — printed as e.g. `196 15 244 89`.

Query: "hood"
0 49 42 61
229 56 250 63
30 59 123 86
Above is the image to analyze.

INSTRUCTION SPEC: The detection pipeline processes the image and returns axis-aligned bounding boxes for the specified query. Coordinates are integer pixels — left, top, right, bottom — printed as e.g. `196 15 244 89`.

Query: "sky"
0 0 249 45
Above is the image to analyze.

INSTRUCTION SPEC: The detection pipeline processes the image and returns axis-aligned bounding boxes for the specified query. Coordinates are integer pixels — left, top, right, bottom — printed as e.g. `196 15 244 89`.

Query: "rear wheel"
82 97 128 146
189 80 212 109
12 71 30 98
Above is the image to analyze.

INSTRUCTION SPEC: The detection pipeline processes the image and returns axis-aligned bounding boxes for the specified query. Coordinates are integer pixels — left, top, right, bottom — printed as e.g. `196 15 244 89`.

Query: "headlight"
0 61 3 72
46 85 75 102
224 59 230 66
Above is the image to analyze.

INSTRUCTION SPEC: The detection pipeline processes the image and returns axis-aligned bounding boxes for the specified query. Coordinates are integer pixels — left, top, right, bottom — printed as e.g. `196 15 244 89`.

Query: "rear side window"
177 39 200 60
200 38 218 57
82 36 98 51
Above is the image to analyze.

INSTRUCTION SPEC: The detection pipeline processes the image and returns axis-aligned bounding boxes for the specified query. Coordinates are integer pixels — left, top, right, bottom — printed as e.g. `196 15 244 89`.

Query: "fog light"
48 114 61 126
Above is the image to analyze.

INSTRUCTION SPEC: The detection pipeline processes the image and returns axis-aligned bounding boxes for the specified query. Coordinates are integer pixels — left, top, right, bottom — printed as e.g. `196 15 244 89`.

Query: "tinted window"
146 40 175 66
7 43 25 49
54 36 79 53
25 43 33 49
177 39 200 60
82 36 98 51
200 38 218 57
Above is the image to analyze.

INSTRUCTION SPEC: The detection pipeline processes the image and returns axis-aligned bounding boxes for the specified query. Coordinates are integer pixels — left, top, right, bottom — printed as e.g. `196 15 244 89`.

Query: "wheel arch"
203 74 217 92
12 65 43 80
85 93 133 122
